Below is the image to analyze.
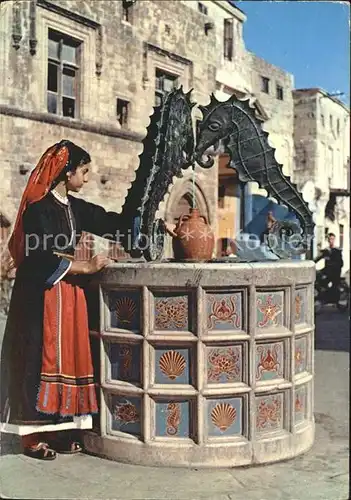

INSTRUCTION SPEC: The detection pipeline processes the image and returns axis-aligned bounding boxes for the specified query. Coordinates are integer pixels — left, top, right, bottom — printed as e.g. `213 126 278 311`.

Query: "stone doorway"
171 192 194 223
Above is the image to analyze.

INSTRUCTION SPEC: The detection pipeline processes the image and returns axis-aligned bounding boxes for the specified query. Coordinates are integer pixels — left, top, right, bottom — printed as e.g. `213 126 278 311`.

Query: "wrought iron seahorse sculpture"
120 87 195 261
194 93 315 258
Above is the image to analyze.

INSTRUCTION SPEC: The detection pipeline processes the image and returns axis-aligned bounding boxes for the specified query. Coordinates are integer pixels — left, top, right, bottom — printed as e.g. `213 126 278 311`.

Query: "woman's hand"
164 222 177 238
67 254 112 276
86 254 112 274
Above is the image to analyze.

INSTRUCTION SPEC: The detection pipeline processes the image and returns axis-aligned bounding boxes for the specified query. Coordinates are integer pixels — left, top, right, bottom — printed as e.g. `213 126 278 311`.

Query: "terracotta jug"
172 208 215 261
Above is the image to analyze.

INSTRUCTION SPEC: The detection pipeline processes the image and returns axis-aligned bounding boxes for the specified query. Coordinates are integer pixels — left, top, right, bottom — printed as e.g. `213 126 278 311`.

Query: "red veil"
8 144 69 268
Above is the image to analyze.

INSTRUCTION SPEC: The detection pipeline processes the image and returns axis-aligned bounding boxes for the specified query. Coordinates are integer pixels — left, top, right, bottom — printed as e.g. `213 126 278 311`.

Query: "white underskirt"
0 415 92 435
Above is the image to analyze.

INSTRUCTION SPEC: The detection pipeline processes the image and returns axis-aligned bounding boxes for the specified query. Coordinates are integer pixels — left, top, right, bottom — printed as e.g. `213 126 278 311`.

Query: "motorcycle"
314 270 349 313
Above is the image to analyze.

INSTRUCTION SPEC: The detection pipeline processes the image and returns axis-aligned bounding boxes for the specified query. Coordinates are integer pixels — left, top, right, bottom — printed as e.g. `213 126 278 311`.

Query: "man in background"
315 233 344 302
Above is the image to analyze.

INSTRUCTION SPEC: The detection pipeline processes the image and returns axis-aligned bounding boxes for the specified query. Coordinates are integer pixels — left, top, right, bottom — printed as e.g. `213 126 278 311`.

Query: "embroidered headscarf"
8 140 91 268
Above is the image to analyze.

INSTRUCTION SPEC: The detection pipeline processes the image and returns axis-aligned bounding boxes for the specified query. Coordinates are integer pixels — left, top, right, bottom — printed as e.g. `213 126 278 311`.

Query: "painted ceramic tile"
155 348 190 385
109 342 141 384
255 341 284 381
295 336 307 374
110 395 141 437
255 393 283 432
207 397 243 436
206 345 242 383
256 291 284 329
206 292 242 331
295 385 307 424
154 293 189 331
294 288 308 325
108 291 141 331
155 400 190 437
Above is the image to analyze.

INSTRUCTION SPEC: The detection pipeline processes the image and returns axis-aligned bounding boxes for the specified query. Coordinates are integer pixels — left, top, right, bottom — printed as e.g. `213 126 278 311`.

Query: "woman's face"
66 163 90 192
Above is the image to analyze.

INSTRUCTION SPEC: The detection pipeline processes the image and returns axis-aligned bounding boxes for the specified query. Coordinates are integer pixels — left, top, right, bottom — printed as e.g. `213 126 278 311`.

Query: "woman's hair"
51 140 91 189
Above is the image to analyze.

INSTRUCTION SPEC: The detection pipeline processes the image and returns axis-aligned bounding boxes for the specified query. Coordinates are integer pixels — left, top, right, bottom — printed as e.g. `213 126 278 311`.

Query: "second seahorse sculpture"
119 88 314 261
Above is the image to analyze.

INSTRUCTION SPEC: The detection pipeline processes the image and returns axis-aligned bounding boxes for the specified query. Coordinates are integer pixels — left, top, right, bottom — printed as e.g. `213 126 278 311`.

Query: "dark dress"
0 192 127 434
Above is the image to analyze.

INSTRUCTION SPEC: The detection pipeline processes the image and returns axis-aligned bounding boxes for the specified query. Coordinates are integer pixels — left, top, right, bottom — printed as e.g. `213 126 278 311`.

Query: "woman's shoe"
53 440 83 454
24 442 57 460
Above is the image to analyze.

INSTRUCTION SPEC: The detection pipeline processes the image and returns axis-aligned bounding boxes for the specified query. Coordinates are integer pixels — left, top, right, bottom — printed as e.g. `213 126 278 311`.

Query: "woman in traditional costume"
0 140 130 460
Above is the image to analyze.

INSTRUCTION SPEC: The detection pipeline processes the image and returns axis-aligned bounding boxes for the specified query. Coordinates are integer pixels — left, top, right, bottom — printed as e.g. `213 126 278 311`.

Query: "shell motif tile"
206 345 242 384
294 288 308 325
295 336 307 374
109 395 141 437
155 400 190 437
109 342 141 384
255 341 284 382
206 292 243 331
154 293 190 331
256 291 284 329
295 385 307 424
108 291 141 332
154 347 190 385
207 397 243 437
255 393 284 433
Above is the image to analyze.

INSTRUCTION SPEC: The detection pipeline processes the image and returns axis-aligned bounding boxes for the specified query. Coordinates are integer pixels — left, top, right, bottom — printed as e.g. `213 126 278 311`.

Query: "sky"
234 1 350 105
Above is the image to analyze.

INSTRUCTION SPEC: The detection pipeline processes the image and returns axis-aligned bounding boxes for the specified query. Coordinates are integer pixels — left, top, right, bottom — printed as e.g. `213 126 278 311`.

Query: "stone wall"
0 113 142 220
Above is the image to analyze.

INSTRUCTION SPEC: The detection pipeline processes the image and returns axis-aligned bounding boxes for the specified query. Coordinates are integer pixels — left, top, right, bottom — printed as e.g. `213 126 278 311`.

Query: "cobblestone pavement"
0 307 349 500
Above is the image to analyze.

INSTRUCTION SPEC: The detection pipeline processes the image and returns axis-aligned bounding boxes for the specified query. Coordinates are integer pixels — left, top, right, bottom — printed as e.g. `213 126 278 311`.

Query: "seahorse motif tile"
155 400 190 437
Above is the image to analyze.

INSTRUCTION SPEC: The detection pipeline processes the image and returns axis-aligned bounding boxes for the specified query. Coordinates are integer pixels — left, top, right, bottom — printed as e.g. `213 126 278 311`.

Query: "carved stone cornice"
0 105 143 144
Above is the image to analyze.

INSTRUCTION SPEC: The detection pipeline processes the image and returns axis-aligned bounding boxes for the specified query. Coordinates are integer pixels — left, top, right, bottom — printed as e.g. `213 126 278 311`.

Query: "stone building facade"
244 54 295 237
0 0 306 263
293 88 350 273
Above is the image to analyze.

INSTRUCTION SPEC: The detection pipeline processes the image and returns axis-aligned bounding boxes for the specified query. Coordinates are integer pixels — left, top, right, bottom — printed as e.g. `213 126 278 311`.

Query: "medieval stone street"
0 307 349 500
